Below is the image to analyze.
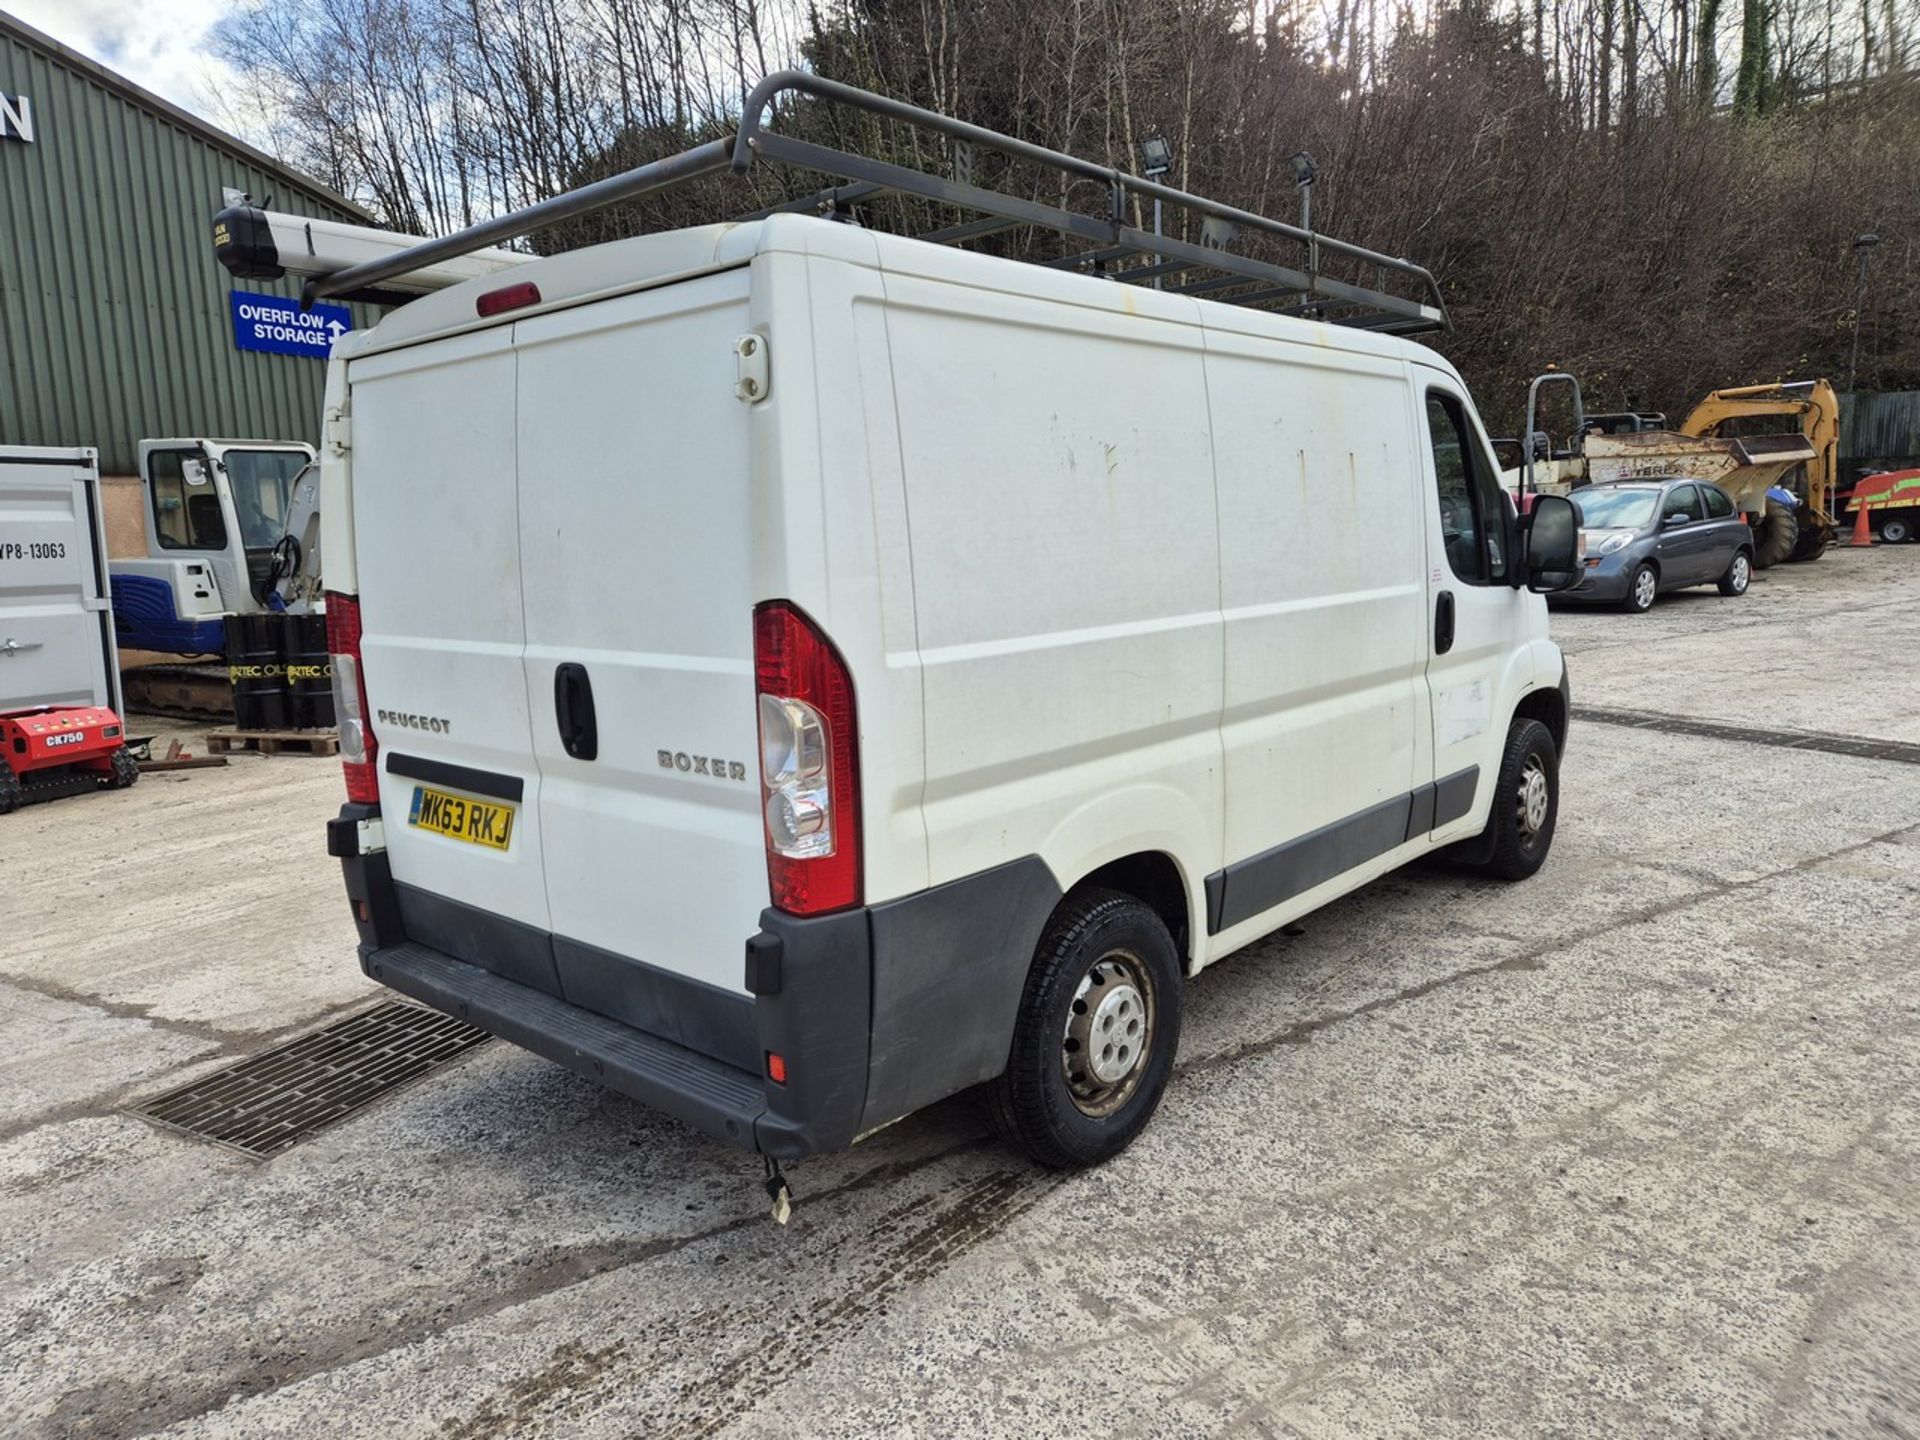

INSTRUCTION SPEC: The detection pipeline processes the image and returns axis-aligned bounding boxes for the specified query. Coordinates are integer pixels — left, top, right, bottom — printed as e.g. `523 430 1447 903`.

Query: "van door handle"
1434 591 1456 655
553 663 598 761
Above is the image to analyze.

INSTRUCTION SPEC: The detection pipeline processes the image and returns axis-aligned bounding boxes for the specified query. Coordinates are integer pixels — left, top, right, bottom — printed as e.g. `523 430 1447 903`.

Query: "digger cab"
109 438 316 654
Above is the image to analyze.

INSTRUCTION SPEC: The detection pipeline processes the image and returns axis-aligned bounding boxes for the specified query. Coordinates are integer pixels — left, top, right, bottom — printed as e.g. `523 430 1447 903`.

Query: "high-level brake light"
476 281 541 317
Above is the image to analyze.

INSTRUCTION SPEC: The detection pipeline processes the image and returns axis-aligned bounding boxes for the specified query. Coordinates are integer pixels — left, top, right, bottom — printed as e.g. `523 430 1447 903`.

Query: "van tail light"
753 601 860 915
326 592 380 804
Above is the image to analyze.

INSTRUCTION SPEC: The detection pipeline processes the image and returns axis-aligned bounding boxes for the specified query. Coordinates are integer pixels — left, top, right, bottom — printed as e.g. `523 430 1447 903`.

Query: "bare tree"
213 0 1920 416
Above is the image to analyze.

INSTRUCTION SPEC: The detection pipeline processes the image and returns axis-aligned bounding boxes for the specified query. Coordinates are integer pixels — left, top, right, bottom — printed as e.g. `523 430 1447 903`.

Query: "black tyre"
103 747 140 790
1788 520 1829 562
1716 548 1753 597
1882 516 1913 544
1471 719 1560 882
0 768 22 815
985 887 1182 1169
1750 500 1798 569
1621 562 1658 613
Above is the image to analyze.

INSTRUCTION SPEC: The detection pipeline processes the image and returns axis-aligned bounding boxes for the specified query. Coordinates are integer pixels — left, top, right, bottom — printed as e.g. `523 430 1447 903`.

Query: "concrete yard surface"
4 548 1918 1438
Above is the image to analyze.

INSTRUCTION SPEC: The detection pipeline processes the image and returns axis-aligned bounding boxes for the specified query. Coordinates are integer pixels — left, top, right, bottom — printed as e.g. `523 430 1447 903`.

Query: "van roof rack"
301 71 1449 336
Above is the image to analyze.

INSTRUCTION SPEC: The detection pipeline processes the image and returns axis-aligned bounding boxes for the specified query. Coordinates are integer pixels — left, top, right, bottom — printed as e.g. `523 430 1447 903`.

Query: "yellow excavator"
1670 380 1840 564
1502 376 1840 568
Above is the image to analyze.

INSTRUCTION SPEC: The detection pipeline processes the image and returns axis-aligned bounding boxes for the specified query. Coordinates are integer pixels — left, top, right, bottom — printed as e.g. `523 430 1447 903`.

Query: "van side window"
1423 393 1506 584
150 451 228 551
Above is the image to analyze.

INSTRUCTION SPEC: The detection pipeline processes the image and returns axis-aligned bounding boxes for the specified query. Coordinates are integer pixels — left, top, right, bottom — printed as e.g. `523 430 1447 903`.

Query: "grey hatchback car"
1553 478 1754 613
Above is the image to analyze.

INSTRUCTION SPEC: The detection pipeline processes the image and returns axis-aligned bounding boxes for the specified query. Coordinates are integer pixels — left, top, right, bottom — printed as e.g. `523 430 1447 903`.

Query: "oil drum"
284 613 335 729
226 613 288 731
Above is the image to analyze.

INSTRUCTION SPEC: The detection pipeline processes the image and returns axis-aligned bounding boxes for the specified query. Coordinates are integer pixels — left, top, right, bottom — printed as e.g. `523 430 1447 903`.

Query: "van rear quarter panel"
874 257 1224 935
767 237 929 909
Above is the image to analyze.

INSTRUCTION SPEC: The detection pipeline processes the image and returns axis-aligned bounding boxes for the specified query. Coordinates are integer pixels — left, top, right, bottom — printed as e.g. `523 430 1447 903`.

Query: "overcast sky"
9 0 240 122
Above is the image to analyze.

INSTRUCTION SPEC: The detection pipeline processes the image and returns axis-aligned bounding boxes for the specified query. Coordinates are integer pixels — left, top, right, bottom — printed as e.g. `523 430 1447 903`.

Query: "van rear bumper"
331 804 1063 1158
363 941 770 1146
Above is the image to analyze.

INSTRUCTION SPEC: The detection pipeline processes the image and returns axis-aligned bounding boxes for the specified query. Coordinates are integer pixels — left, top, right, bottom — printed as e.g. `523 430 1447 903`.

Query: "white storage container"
0 446 122 718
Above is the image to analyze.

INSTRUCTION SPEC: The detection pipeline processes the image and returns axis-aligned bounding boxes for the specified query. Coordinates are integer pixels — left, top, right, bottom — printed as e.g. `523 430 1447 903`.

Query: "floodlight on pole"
1289 151 1317 232
1139 135 1172 287
1847 231 1881 395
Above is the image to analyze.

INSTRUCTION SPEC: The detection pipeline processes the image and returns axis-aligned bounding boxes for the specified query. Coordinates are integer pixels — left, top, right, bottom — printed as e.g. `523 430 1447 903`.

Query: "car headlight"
1587 531 1634 555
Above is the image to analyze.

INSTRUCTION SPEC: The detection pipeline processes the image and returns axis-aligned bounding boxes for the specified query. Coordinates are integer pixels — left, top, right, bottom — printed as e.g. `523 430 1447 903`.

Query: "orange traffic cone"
1850 498 1875 547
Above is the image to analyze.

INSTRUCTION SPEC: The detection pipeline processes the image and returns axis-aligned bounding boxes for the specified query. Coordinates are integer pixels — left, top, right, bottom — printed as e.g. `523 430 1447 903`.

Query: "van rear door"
350 328 557 977
511 272 767 1066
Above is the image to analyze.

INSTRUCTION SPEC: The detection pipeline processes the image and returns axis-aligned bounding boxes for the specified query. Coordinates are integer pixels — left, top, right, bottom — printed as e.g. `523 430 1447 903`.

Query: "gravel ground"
3 545 1916 1439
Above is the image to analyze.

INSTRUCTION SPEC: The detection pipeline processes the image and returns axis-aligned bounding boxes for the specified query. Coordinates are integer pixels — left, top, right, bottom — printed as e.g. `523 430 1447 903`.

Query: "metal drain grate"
1579 707 1920 766
133 1000 491 1157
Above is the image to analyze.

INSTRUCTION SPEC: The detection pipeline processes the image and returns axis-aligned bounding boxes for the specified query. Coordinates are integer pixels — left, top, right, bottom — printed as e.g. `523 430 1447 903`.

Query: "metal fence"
1840 389 1920 483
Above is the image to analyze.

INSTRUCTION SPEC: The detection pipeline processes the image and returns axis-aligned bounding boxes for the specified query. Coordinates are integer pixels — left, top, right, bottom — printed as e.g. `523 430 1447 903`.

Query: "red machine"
0 705 139 813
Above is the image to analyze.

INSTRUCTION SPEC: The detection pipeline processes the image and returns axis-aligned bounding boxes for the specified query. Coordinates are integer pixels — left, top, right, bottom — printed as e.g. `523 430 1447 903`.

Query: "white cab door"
1414 368 1524 838
139 444 249 614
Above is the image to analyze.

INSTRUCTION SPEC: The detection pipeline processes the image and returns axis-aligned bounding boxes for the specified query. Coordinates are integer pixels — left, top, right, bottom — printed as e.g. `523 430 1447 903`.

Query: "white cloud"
7 0 244 127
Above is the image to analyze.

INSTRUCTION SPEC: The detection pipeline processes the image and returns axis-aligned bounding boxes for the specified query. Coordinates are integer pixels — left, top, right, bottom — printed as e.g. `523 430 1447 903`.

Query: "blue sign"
230 290 351 359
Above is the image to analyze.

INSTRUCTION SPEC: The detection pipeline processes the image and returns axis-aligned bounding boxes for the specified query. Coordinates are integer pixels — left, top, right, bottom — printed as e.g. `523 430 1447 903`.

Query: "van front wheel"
986 888 1182 1169
1472 718 1560 882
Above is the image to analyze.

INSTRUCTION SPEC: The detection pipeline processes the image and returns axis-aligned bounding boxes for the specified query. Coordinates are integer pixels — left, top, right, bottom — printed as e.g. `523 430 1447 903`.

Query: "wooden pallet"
206 728 339 757
136 738 230 773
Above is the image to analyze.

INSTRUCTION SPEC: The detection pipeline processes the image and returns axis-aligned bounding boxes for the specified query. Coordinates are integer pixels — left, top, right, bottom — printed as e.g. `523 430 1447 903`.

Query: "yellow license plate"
407 785 514 851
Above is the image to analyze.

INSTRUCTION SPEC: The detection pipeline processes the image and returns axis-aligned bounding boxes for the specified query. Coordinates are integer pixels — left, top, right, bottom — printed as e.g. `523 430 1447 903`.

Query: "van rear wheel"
986 887 1182 1169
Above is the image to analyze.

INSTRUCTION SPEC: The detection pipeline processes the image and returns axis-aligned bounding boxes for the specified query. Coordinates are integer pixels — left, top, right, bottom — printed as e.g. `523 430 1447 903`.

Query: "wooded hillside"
217 0 1920 429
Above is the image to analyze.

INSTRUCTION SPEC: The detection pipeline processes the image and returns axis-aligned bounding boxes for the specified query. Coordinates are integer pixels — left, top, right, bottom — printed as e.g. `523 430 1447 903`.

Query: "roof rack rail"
301 70 1449 335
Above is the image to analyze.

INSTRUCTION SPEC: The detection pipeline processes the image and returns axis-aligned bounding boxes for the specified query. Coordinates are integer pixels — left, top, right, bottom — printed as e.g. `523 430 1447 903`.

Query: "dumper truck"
1501 375 1839 568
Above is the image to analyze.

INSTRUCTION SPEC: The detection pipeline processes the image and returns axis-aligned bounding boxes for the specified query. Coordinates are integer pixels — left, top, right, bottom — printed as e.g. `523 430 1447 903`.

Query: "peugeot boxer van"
317 206 1579 1170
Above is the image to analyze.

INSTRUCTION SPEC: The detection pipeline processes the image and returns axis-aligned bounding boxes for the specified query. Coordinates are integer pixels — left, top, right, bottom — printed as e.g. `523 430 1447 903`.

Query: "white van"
307 78 1580 1170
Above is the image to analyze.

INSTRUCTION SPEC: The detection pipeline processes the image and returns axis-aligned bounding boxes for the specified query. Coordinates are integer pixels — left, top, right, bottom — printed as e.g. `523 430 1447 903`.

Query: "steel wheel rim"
1062 950 1154 1118
1635 569 1657 608
1517 754 1550 840
1732 555 1749 591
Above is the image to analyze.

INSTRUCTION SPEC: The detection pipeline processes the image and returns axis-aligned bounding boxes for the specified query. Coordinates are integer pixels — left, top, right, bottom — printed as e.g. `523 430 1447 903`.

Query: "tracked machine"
109 438 327 718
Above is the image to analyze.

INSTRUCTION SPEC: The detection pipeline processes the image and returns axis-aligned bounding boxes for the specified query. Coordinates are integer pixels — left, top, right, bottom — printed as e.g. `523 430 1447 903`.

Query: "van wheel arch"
1512 685 1568 760
1073 851 1192 968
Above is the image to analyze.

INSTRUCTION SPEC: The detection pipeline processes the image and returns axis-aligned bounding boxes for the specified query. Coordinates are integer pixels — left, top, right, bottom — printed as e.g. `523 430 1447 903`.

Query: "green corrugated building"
0 10 373 518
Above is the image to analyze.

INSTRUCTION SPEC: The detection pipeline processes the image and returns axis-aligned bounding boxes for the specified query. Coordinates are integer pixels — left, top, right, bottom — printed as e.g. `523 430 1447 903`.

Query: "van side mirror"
1525 493 1579 593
